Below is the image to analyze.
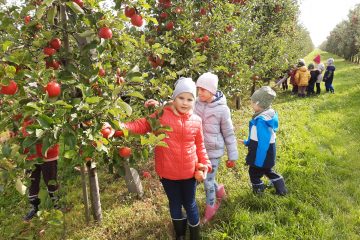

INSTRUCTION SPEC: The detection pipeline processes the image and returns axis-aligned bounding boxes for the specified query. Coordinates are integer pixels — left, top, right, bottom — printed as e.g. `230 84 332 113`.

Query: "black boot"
23 198 40 221
172 219 187 240
252 183 265 194
189 224 200 240
272 178 288 196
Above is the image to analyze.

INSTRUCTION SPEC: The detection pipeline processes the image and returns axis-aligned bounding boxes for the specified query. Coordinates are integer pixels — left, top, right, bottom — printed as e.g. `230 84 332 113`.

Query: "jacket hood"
298 66 308 72
196 90 226 108
254 108 278 132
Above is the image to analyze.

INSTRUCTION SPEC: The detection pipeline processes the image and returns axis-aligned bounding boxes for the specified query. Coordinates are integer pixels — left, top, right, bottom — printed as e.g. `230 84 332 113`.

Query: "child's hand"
239 139 245 145
144 99 159 108
101 122 115 138
194 170 206 182
226 160 236 168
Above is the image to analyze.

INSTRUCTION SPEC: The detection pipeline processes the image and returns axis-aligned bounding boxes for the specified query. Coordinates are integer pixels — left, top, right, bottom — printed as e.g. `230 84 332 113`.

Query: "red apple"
98 68 106 77
195 37 202 44
43 47 56 56
174 7 183 14
226 160 235 168
114 130 124 137
49 38 61 50
142 171 151 178
131 14 143 27
202 35 209 42
98 27 113 39
200 8 206 15
125 6 136 18
0 80 18 95
118 147 132 158
165 21 174 31
46 59 61 70
73 0 84 8
101 128 112 138
159 12 168 19
24 16 31 25
45 81 61 97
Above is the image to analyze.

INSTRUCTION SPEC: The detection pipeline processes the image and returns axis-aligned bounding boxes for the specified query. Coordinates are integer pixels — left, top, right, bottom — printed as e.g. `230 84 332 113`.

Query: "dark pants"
315 83 321 94
282 80 288 90
161 178 199 226
325 80 334 93
28 161 58 200
291 85 298 95
307 80 316 95
249 166 282 185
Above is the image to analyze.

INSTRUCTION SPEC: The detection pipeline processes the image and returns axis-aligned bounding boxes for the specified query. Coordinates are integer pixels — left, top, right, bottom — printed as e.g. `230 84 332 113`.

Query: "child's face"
251 101 263 113
197 87 214 103
173 92 195 114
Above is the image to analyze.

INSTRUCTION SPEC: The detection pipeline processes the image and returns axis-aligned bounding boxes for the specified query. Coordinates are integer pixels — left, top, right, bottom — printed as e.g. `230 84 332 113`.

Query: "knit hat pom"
196 72 219 95
251 86 276 109
313 54 321 64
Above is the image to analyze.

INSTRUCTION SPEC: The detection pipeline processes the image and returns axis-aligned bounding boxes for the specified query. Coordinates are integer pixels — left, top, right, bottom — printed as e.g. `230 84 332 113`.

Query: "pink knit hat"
196 72 219 95
313 54 321 64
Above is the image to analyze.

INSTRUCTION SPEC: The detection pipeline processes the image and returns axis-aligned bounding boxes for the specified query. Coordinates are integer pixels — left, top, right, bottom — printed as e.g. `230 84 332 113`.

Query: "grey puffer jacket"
195 91 239 160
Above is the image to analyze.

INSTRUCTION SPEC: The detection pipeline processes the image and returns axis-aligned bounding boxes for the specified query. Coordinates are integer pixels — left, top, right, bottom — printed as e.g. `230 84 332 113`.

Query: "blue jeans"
204 158 220 206
325 80 334 92
160 178 200 226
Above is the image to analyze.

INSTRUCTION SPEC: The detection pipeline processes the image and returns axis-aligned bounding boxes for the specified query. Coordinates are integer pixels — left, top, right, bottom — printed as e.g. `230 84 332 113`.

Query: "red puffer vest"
22 118 59 161
124 106 211 180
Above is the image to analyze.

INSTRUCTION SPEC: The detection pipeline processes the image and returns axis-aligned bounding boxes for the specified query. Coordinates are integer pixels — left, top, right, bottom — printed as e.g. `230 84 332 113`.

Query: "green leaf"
1 143 12 157
35 5 47 20
37 114 54 128
64 150 77 159
116 101 132 116
156 141 168 148
126 91 145 100
53 100 73 109
2 41 13 52
22 137 38 148
47 6 56 25
41 136 52 156
66 1 85 14
43 0 55 6
25 102 42 112
85 96 102 104
64 132 76 149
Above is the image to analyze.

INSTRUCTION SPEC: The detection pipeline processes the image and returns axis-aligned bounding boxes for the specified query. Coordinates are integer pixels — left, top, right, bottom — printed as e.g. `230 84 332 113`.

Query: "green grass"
1 50 360 239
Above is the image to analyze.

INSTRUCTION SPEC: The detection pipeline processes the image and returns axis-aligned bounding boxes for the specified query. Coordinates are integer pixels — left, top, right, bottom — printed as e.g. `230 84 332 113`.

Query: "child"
316 63 325 94
323 58 336 93
115 77 212 240
21 118 60 221
294 60 310 98
195 72 238 224
239 86 287 195
307 63 320 96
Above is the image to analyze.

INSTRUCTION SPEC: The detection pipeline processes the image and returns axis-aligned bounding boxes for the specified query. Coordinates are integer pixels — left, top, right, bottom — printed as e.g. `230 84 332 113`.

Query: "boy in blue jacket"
240 86 287 195
323 58 336 93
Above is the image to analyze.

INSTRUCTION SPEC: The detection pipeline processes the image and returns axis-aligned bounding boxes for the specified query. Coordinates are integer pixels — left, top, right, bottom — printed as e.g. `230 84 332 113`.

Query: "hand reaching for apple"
194 162 208 182
144 99 159 108
101 122 115 138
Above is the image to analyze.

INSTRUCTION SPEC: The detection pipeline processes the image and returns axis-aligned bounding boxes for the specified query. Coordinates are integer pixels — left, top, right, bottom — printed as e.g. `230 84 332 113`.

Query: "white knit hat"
172 77 196 99
196 72 219 95
327 58 334 65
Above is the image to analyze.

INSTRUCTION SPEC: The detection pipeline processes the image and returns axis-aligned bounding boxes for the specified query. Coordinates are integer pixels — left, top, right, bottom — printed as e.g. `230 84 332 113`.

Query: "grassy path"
1 50 360 239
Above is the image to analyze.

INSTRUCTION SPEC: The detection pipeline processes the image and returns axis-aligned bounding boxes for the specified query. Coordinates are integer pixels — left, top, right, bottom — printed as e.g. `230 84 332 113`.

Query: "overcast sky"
299 0 359 47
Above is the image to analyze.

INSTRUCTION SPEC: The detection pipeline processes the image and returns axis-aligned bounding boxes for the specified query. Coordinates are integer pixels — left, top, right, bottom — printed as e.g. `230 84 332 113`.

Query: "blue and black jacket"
244 108 278 168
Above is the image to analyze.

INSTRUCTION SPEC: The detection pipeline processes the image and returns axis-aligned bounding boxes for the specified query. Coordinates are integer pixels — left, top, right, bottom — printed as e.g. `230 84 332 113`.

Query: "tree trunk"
86 161 102 223
123 160 144 199
235 96 241 110
80 163 90 224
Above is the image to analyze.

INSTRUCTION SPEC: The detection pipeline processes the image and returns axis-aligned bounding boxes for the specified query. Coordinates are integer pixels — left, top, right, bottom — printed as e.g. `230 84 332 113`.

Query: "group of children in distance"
276 55 336 96
115 72 287 239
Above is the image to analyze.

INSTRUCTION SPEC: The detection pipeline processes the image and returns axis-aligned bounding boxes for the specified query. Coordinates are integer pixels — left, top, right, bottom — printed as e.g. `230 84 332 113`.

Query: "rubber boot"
23 198 40 221
252 183 266 195
216 184 227 203
172 219 187 240
189 224 200 240
202 203 220 224
272 178 288 196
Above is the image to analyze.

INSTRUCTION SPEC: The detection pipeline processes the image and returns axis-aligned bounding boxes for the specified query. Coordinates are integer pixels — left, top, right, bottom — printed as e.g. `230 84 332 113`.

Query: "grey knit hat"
172 77 197 99
251 86 276 109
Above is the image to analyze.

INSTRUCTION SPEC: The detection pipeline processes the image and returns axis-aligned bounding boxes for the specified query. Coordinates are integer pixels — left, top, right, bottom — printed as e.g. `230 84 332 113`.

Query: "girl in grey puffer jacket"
195 72 239 224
